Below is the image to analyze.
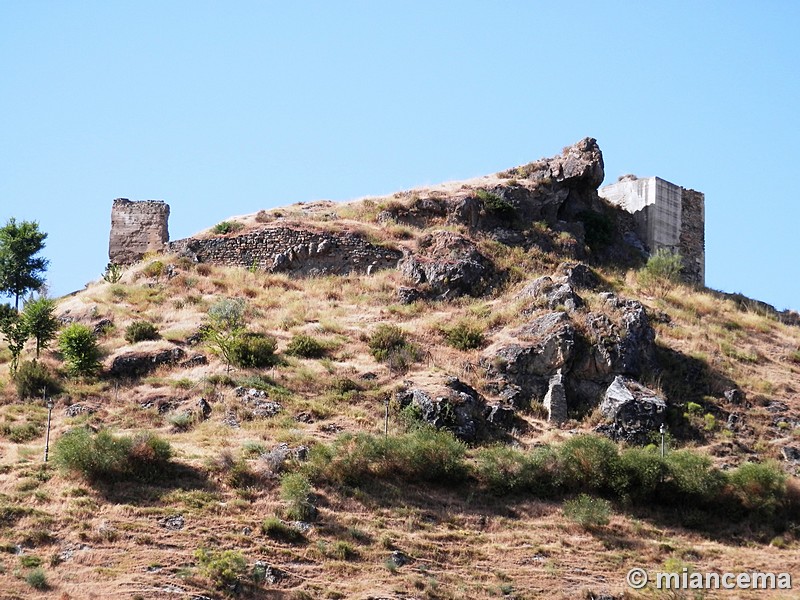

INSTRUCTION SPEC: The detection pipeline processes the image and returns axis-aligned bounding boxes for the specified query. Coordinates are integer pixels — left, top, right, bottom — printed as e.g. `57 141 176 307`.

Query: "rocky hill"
0 139 798 599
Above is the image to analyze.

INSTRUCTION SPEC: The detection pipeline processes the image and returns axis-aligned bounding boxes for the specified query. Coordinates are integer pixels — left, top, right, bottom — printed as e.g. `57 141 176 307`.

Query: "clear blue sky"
2 1 798 310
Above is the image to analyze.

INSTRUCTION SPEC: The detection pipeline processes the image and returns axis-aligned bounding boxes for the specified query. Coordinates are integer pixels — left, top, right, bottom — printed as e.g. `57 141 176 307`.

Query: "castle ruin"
599 176 705 286
108 199 170 264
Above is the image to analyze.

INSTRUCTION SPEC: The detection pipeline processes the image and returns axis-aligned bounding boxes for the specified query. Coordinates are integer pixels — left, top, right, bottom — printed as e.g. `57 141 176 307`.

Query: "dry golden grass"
0 238 797 598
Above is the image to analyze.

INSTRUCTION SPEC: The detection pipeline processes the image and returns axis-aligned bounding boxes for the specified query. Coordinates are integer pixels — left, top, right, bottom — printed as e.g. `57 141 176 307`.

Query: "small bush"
638 248 683 296
52 428 172 483
14 360 61 399
230 332 278 368
563 494 611 528
442 322 485 350
558 435 620 494
286 334 326 358
212 221 244 235
1 421 42 443
576 210 614 250
261 516 305 543
663 449 724 506
368 324 420 371
727 461 786 515
280 473 315 521
195 548 248 590
476 189 514 219
308 428 467 487
142 260 165 279
615 447 666 503
58 323 101 377
124 321 160 343
102 262 123 283
25 567 48 590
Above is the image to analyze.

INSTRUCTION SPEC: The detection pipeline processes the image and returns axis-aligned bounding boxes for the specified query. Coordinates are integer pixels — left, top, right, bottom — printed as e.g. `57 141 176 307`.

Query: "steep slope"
0 139 798 599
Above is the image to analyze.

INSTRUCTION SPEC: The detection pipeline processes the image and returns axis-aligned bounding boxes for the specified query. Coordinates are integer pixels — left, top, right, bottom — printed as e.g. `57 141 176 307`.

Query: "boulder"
399 231 495 299
574 293 655 383
396 376 514 442
483 312 576 410
596 376 666 443
517 276 584 312
109 346 185 377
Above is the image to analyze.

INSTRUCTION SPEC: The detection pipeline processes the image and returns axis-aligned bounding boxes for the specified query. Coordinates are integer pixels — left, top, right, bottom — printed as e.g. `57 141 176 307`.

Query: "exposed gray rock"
397 286 422 304
724 388 746 405
597 376 666 443
396 376 513 442
543 371 568 425
399 231 495 299
782 446 800 462
159 515 185 530
518 276 584 311
556 262 602 290
109 346 186 377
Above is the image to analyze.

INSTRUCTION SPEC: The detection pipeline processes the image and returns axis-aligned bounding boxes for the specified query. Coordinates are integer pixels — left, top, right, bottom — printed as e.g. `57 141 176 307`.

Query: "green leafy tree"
21 297 59 358
0 304 29 374
58 323 101 377
203 298 247 371
0 218 49 310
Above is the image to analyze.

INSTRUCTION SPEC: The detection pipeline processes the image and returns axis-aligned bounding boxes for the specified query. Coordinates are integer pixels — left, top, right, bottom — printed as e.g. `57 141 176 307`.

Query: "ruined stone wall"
109 199 170 264
168 226 403 276
679 188 705 286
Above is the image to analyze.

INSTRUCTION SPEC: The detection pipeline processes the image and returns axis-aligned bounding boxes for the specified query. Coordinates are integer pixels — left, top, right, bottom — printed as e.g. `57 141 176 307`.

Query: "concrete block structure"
599 177 705 286
108 199 170 264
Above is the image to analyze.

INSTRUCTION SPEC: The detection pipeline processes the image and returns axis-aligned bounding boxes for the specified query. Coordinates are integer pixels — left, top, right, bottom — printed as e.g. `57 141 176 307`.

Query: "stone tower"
599 177 705 286
108 199 170 264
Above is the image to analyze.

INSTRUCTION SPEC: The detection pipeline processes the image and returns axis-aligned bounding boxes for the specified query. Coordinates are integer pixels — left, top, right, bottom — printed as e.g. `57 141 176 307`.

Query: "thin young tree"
22 297 59 358
0 218 49 311
0 304 29 374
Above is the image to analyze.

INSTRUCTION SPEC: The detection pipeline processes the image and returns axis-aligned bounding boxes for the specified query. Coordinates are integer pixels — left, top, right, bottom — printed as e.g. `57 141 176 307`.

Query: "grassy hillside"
0 191 799 599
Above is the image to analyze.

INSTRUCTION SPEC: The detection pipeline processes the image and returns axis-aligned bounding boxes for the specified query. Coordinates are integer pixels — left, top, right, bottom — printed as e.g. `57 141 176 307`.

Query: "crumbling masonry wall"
109 199 170 264
599 177 705 286
168 226 403 276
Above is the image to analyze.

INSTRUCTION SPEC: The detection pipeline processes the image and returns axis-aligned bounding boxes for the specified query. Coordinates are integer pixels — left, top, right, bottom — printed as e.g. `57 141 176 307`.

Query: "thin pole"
384 398 389 436
44 394 53 463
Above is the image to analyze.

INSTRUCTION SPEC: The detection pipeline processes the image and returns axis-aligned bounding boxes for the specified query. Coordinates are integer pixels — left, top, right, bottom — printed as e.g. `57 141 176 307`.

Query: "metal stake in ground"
43 390 54 462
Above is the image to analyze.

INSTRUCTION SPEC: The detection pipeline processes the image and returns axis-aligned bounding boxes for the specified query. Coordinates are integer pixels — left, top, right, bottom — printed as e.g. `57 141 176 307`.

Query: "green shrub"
442 322 485 350
13 360 60 399
280 473 315 521
1 421 42 443
558 435 620 494
142 260 165 279
212 221 244 235
638 248 684 296
576 210 614 250
58 323 101 377
368 324 421 371
261 516 305 543
230 332 278 368
663 449 724 506
727 461 786 515
124 321 160 343
476 189 515 219
20 555 42 568
614 447 666 503
102 262 123 283
474 445 531 495
52 428 172 483
25 567 48 590
308 428 467 487
563 494 611 528
285 334 326 358
195 548 248 590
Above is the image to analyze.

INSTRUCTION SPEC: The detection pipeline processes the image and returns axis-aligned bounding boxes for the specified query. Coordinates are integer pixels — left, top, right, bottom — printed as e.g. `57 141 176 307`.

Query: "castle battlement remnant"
109 199 170 265
599 176 705 286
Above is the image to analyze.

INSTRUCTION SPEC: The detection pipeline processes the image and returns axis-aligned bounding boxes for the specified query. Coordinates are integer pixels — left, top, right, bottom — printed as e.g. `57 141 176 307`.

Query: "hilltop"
0 139 798 599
